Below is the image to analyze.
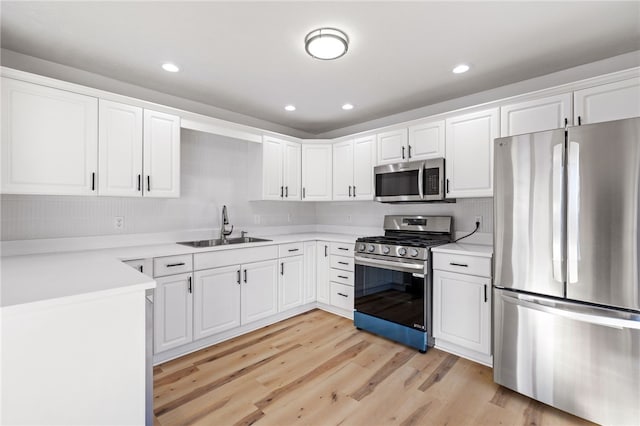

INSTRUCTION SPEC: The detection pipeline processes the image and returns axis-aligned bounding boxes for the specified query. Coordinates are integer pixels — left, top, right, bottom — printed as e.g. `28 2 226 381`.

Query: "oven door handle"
355 256 425 274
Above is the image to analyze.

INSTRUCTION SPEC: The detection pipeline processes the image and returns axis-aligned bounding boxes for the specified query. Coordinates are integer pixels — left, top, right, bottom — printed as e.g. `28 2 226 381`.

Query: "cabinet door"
377 129 408 165
143 109 180 198
283 141 301 200
154 273 193 353
262 136 284 200
241 259 278 324
316 242 331 304
353 135 376 200
98 100 143 197
574 78 640 125
445 108 499 198
332 140 354 200
407 119 445 160
279 255 304 312
500 93 572 136
301 144 332 201
303 241 317 304
433 270 491 355
193 266 241 340
1 78 98 195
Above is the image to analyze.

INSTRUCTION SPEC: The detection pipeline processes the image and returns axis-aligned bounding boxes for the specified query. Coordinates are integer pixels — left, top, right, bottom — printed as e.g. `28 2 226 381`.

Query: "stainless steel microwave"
374 158 447 202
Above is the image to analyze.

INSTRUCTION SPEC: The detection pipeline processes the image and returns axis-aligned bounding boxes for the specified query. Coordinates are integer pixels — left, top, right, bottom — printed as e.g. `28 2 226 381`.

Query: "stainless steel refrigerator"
493 117 640 425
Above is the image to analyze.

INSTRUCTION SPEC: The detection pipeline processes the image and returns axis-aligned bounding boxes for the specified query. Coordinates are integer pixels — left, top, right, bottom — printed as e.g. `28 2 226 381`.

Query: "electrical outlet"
474 216 482 227
114 216 124 230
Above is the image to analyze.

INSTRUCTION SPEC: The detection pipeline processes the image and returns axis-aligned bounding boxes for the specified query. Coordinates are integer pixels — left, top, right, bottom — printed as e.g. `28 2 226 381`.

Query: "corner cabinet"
301 144 332 201
333 135 376 201
432 247 493 366
1 77 98 195
249 136 301 200
574 77 640 125
445 107 499 198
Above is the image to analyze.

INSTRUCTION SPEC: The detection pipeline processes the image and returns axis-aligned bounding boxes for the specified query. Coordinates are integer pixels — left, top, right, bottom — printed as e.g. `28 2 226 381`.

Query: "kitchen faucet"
219 205 233 243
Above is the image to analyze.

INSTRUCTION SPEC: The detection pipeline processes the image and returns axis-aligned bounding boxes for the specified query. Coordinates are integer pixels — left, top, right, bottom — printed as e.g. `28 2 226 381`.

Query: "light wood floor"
154 309 593 426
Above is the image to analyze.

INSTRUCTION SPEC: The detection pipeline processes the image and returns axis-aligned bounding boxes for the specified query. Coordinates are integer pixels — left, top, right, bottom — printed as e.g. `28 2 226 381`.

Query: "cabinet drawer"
330 282 354 311
330 242 354 256
279 242 304 258
433 253 491 278
123 258 152 277
194 245 278 271
330 255 354 272
153 254 193 277
329 269 354 286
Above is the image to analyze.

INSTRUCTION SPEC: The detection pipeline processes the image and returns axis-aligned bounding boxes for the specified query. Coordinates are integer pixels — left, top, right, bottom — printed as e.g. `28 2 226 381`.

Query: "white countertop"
431 242 493 257
1 232 360 310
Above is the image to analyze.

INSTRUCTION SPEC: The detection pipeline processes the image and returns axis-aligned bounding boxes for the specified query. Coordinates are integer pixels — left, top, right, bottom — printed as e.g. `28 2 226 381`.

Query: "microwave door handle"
418 162 424 199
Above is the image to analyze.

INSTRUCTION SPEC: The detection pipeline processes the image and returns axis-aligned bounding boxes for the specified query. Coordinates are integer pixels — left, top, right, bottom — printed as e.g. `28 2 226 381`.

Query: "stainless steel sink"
178 237 272 247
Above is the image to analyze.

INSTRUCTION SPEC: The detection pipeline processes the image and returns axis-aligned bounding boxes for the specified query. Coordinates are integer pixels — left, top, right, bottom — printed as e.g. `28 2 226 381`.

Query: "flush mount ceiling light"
284 105 296 111
452 64 470 74
162 63 180 72
305 28 349 60
342 103 354 110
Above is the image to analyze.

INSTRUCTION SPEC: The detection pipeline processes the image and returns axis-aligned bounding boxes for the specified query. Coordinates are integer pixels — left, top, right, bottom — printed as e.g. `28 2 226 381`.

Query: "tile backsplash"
1 129 493 241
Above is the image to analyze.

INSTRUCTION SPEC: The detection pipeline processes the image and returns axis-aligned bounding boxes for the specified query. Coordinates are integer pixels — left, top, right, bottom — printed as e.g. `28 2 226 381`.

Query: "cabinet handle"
138 265 143 273
338 275 349 279
408 145 412 159
244 269 248 283
166 262 185 268
578 116 582 126
288 248 299 252
147 175 151 192
91 172 96 191
338 261 349 265
449 262 468 267
348 185 352 197
280 186 284 198
188 276 192 294
446 178 450 194
338 247 349 251
324 245 328 257
337 292 348 298
402 146 405 160
484 284 488 303
285 186 289 197
564 118 568 129
281 262 284 275
353 186 356 197
303 187 306 198
137 174 142 191
237 270 241 284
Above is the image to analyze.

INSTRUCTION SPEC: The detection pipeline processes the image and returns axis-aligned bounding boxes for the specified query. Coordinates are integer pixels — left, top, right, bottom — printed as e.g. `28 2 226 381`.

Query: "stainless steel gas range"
353 215 453 352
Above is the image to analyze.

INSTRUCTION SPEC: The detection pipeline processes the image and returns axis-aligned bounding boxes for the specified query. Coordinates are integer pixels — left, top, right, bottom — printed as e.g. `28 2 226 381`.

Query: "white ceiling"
1 1 639 135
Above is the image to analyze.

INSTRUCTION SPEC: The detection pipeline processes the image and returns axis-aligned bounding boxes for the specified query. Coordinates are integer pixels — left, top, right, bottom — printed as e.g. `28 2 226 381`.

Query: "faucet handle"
224 225 234 236
241 230 248 238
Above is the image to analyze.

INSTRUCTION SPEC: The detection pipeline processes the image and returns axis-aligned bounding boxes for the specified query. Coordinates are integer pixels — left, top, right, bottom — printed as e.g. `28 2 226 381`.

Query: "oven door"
354 255 428 330
374 158 444 202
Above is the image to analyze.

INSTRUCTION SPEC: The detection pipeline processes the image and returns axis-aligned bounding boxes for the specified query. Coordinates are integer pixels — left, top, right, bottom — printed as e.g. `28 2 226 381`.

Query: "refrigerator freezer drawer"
493 289 640 425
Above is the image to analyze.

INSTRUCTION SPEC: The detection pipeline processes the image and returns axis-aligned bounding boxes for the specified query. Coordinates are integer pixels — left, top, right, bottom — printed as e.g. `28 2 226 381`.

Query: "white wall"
0 130 316 240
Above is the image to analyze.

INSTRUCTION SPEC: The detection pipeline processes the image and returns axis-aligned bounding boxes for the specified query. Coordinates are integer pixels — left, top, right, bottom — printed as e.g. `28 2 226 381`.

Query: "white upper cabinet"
407 119 445 160
143 109 181 198
283 141 301 200
98 100 143 197
250 136 301 201
500 93 572 136
574 77 640 125
1 78 98 196
301 144 332 201
377 128 408 164
333 135 376 201
445 107 499 198
261 136 284 200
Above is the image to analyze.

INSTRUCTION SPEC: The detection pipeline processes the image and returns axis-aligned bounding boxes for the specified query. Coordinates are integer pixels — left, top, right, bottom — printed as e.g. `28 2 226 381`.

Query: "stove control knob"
367 244 376 253
398 247 407 256
382 246 390 254
410 248 419 257
358 243 366 252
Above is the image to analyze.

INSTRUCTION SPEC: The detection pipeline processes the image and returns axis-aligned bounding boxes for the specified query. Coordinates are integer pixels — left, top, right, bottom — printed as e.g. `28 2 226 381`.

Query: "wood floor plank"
350 347 416 401
417 353 459 391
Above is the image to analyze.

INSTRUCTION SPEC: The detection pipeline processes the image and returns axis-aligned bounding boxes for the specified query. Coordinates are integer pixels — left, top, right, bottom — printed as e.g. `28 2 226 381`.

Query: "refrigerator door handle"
502 292 640 330
552 144 565 283
567 141 580 284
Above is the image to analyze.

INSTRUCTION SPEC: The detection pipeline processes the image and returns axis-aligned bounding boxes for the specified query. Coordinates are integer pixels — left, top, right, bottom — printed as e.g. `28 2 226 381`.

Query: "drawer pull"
338 247 349 251
338 261 349 265
288 248 299 252
449 262 468 267
338 275 349 279
166 262 186 268
337 292 349 298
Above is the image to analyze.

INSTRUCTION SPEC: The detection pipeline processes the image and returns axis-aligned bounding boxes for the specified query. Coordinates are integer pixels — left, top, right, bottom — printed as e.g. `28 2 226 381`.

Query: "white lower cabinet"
432 249 493 366
193 266 241 340
316 241 331 304
303 241 317 304
154 272 193 353
278 255 304 312
241 259 279 324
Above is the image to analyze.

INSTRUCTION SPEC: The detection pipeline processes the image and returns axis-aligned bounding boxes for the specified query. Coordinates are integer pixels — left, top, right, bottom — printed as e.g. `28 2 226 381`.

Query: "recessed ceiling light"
452 64 470 74
162 63 180 73
305 28 349 60
284 105 296 112
342 103 354 110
